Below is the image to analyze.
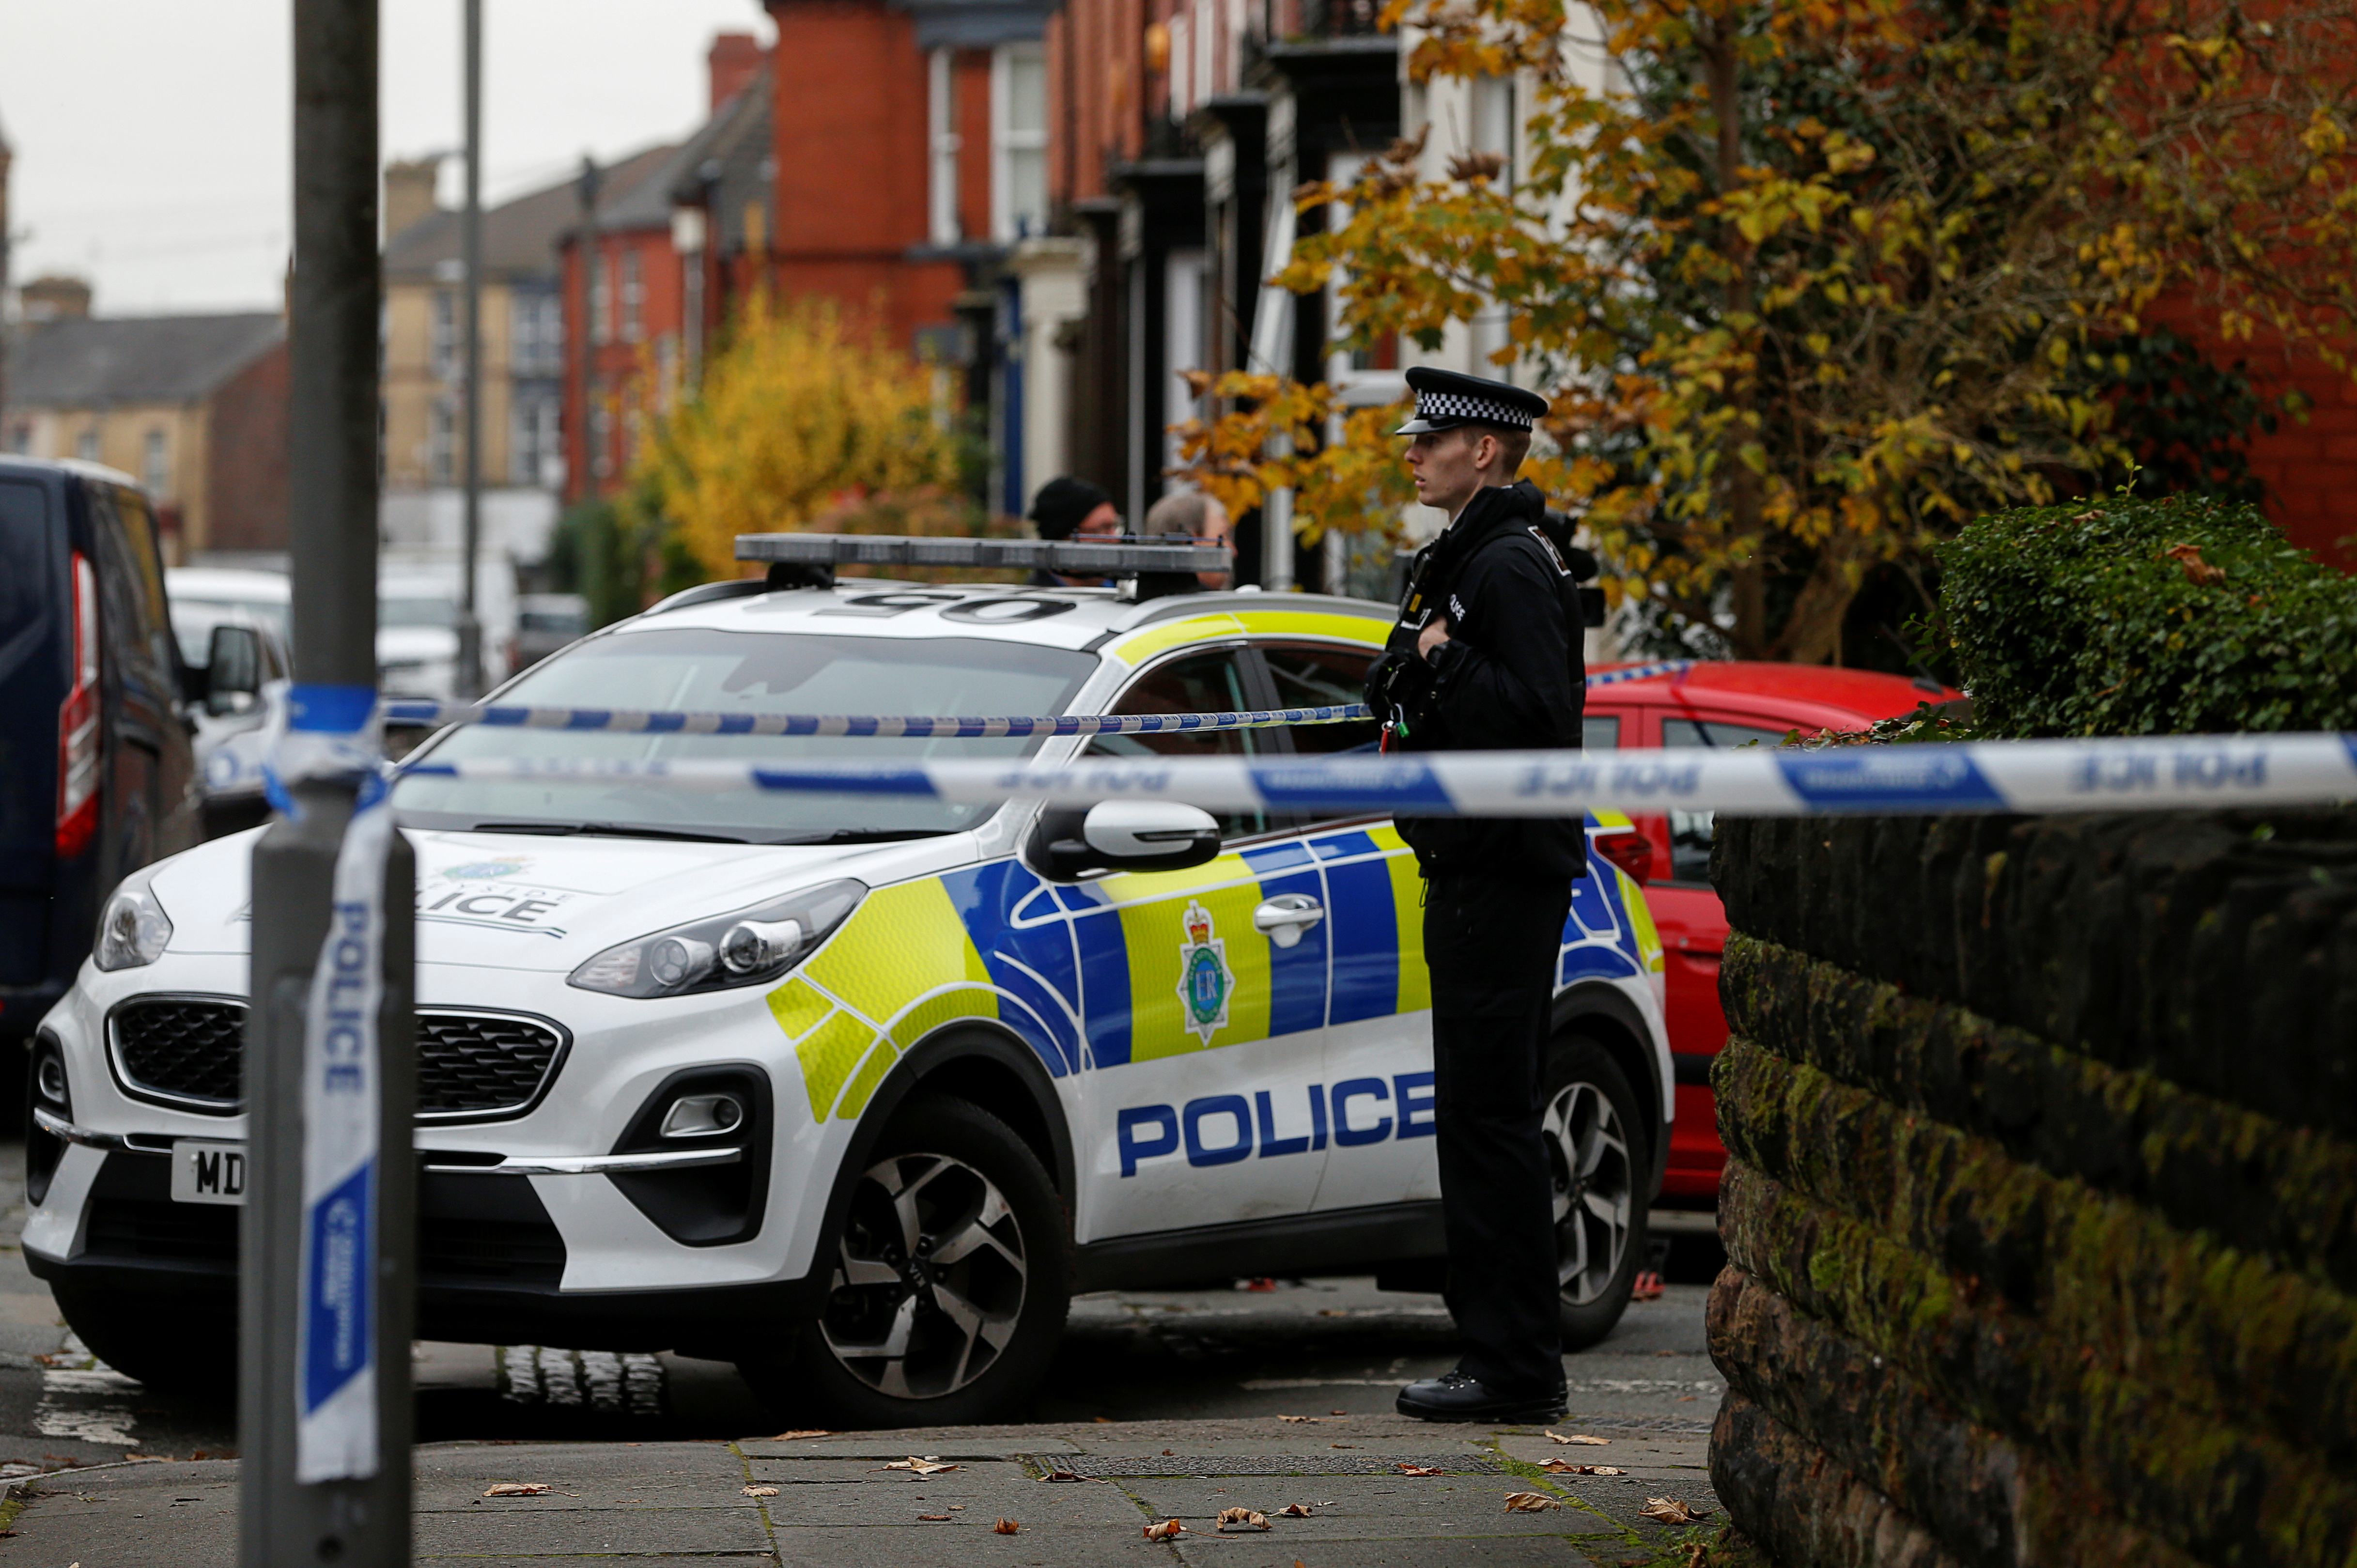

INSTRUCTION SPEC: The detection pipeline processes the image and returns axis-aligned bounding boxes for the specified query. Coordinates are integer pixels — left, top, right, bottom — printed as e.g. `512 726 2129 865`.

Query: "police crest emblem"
1176 900 1236 1046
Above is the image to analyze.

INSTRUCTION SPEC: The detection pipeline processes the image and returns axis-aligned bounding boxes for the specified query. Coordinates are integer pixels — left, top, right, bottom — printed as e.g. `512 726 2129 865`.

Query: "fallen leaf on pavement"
1397 1463 1445 1476
1639 1496 1712 1525
882 1457 958 1475
742 1485 779 1498
768 1429 830 1441
1276 1503 1314 1517
1217 1507 1271 1531
481 1483 550 1497
1144 1518 1189 1540
1329 1409 1346 1416
994 1518 1021 1534
1043 1467 1099 1483
1276 1414 1321 1423
1503 1491 1562 1512
917 1514 950 1521
1540 1460 1626 1475
1546 1431 1610 1445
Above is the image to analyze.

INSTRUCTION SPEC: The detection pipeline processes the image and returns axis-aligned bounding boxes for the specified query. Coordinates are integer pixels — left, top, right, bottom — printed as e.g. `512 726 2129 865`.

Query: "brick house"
0 295 290 559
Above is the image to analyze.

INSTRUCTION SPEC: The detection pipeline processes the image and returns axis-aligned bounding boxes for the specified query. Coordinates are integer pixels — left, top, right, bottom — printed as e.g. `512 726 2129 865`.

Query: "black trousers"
1422 870 1572 1397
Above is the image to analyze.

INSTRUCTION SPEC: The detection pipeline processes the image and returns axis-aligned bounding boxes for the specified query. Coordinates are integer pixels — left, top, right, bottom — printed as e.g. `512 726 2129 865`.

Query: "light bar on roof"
733 533 1230 576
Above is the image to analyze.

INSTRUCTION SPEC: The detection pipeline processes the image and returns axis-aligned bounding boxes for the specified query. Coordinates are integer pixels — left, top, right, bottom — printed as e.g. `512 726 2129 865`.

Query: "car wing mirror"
203 624 264 717
1024 800 1223 880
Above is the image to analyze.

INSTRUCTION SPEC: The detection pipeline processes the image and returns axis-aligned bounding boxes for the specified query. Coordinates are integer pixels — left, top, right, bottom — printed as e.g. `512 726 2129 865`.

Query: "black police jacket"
1375 480 1587 880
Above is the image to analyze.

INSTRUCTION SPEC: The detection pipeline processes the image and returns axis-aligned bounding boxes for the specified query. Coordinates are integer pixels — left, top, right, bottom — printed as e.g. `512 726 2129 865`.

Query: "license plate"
170 1141 248 1206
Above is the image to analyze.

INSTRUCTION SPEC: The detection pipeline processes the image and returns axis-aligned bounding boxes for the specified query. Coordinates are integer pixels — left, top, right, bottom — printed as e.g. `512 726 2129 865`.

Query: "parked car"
0 458 261 1059
1584 661 1962 1216
379 553 518 700
27 566 1674 1419
511 593 589 671
166 569 292 838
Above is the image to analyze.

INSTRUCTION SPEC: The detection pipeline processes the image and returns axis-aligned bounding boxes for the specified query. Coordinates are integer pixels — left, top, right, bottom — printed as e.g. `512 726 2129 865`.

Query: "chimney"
384 155 444 243
708 32 764 112
20 275 93 324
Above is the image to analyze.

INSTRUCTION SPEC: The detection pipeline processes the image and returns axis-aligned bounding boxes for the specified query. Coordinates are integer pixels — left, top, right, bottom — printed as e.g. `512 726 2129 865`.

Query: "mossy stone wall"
1705 807 2357 1568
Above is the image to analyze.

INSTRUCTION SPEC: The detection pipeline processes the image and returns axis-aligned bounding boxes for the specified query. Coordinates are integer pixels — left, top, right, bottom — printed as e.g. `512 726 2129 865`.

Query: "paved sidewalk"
0 1410 1720 1565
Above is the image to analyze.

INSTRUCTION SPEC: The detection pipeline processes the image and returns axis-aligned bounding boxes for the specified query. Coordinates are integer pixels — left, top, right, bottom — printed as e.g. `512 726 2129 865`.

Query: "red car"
1584 662 1961 1216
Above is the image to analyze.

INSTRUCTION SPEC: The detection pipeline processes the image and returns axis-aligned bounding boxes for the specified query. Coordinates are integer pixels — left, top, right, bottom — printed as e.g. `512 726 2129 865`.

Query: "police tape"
271 684 391 1482
374 661 1698 736
382 699 1371 737
396 731 2357 817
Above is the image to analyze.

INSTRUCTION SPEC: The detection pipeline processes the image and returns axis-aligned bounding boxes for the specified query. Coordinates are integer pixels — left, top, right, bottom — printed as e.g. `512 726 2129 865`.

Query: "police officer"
1370 367 1586 1424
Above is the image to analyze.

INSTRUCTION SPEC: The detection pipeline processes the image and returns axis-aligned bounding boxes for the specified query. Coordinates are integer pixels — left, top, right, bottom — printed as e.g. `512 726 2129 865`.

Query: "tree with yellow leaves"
633 292 967 582
1189 0 2357 663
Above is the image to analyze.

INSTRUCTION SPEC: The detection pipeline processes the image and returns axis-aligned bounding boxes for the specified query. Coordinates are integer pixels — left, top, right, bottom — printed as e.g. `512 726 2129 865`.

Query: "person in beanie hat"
1026 477 1120 586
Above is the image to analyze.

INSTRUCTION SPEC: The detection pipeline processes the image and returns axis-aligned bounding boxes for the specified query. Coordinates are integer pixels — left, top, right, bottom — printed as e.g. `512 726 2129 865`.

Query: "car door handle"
1253 894 1325 948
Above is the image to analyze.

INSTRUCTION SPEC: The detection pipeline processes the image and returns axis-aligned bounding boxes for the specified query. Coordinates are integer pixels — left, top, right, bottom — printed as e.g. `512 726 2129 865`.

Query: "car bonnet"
146 826 974 974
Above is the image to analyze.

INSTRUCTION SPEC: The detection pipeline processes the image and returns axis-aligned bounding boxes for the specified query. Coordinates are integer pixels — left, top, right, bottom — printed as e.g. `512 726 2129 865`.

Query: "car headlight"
568 879 866 999
94 880 173 970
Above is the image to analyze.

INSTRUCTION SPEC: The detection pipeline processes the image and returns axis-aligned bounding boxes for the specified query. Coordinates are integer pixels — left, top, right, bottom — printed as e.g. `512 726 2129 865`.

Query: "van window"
0 481 50 645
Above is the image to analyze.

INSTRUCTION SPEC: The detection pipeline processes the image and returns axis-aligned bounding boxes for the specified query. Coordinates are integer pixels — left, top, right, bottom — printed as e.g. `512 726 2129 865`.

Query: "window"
928 47 961 245
589 248 611 346
432 290 458 379
1583 714 1620 749
1659 714 1787 883
513 290 558 374
1262 644 1380 757
75 427 101 463
992 45 1048 241
142 429 169 495
5 421 29 454
1088 649 1270 838
512 395 558 486
429 399 456 486
591 404 613 480
621 250 644 343
1170 13 1194 118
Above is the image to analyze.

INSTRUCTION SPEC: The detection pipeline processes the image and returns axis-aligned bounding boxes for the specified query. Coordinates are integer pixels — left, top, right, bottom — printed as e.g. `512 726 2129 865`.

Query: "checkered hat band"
1416 389 1531 427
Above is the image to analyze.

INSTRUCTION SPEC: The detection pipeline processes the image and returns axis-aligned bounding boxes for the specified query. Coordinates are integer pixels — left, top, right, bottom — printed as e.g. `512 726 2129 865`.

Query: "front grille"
110 998 567 1119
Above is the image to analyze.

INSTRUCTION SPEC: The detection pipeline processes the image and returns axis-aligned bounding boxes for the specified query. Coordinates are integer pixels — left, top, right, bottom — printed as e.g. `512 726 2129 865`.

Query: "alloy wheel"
1543 1079 1635 1306
820 1150 1029 1400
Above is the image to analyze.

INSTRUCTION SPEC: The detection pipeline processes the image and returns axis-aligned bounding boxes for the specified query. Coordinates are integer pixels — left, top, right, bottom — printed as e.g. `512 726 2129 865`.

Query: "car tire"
739 1097 1070 1428
50 1283 235 1399
1544 1034 1650 1351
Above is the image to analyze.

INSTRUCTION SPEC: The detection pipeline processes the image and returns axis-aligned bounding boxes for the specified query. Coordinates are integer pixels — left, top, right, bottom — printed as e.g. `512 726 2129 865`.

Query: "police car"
27 537 1673 1426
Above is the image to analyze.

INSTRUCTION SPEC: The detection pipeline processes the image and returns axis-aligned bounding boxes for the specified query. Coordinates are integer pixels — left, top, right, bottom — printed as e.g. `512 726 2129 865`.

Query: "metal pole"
456 0 484 698
244 1 416 1564
574 156 601 503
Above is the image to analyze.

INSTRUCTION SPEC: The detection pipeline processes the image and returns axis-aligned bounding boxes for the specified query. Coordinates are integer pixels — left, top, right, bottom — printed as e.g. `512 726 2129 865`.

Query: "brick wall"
1704 808 2357 1568
202 338 290 551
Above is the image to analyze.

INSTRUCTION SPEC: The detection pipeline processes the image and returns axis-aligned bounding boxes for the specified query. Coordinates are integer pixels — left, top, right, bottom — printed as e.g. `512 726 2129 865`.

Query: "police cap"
1395 366 1551 435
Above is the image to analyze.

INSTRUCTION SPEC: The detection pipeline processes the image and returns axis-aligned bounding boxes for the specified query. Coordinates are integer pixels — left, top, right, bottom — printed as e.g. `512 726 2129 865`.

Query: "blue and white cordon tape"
400 732 2357 817
377 663 1699 736
267 684 394 1483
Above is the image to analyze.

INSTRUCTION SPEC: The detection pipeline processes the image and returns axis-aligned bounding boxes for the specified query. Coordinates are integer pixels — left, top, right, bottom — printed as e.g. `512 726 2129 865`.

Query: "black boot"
1395 1369 1566 1424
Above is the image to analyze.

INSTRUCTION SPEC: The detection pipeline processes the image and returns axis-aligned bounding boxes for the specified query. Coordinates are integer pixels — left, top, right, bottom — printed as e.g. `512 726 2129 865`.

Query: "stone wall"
1703 807 2357 1568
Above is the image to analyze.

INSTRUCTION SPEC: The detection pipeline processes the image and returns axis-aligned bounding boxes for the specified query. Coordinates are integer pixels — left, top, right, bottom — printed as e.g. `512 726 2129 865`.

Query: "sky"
0 0 775 316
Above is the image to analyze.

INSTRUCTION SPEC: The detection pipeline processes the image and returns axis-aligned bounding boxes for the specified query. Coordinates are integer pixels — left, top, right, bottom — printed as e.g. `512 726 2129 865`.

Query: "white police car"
27 541 1672 1425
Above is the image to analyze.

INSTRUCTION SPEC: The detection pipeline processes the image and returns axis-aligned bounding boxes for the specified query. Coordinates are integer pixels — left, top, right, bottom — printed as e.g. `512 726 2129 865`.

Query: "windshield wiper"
770 827 950 845
466 820 748 844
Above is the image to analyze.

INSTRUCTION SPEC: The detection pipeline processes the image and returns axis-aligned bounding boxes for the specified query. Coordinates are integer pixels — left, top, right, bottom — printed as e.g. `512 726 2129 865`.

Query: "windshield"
382 596 457 629
172 596 290 664
391 627 1099 842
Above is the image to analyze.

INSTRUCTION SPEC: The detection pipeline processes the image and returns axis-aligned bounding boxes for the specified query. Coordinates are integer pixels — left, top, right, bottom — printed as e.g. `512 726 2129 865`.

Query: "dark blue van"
0 458 207 1052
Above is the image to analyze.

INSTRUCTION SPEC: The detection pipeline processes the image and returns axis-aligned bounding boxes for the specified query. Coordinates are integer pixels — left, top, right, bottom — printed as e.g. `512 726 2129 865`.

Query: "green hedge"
1938 494 2357 737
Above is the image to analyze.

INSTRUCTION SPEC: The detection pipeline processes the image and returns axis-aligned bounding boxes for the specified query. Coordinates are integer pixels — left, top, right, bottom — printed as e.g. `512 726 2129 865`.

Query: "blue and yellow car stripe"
768 812 1658 1125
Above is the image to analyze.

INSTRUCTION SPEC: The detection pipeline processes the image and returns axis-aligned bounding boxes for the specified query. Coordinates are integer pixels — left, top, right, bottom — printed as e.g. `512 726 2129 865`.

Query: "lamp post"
456 0 484 698
242 0 417 1562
